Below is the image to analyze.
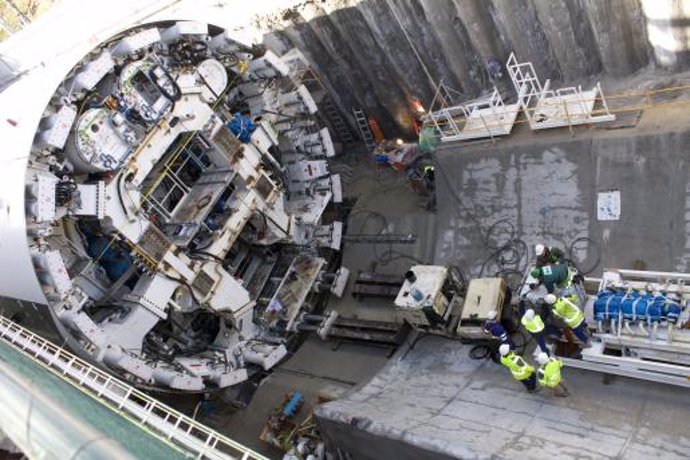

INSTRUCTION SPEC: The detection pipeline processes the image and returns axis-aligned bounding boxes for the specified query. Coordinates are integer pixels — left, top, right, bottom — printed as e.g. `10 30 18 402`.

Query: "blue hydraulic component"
593 289 624 322
633 292 654 321
646 295 664 323
665 299 682 324
594 288 683 325
227 112 256 143
373 154 389 165
85 235 134 283
621 291 641 321
282 392 303 417
204 201 225 231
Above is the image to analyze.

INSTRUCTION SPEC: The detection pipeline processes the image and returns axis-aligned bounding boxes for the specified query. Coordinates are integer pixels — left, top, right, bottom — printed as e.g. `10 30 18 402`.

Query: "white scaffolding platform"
427 82 519 142
506 52 615 130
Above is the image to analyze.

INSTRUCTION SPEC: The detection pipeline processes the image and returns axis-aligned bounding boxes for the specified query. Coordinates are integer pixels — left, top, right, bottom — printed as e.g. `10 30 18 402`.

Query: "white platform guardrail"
0 315 269 460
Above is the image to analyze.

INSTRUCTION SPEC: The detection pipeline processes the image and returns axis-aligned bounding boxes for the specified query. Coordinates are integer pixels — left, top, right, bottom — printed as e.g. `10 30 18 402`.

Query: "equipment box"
456 278 505 340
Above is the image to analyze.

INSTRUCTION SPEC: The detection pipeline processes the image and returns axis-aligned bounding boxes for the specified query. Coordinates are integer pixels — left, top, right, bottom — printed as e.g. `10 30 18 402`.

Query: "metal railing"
424 82 690 142
0 315 268 460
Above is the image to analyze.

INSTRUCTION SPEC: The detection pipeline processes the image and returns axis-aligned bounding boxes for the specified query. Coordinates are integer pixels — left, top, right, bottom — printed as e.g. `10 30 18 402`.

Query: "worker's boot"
554 383 569 397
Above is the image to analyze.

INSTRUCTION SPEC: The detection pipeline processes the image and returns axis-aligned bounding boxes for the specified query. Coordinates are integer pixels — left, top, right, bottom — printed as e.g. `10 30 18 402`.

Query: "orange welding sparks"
412 100 425 114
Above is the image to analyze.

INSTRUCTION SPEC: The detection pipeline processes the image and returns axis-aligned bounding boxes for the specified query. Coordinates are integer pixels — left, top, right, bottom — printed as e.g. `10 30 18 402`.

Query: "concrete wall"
316 417 458 460
256 0 690 135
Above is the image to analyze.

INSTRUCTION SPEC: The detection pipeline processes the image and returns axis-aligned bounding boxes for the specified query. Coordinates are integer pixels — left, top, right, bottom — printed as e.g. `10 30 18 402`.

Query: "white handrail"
0 315 268 460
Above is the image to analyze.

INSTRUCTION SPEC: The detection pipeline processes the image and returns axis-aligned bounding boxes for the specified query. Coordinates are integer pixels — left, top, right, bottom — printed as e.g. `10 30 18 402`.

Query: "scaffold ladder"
0 315 268 460
323 97 356 143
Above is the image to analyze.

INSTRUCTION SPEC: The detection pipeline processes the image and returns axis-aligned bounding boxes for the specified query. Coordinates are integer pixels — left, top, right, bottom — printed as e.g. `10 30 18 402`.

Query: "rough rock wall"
259 0 688 135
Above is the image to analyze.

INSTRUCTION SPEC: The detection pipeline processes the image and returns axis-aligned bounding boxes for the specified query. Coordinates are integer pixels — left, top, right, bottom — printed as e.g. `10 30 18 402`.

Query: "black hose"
116 173 129 216
469 344 492 360
188 250 225 264
511 329 530 355
257 209 290 237
149 67 182 103
197 69 221 101
483 218 517 249
432 156 532 280
568 236 601 275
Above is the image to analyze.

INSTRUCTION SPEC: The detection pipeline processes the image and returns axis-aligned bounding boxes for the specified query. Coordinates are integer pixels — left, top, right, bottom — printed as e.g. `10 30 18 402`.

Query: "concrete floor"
197 338 391 458
192 161 431 457
317 332 690 460
325 153 438 322
434 104 690 278
312 96 690 459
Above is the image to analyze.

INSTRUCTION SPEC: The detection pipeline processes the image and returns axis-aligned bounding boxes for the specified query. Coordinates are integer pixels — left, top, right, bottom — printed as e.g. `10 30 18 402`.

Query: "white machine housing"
4 20 344 392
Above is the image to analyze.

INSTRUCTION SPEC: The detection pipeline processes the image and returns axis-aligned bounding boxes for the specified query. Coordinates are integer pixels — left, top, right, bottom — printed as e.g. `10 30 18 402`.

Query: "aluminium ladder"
352 108 377 151
0 315 268 460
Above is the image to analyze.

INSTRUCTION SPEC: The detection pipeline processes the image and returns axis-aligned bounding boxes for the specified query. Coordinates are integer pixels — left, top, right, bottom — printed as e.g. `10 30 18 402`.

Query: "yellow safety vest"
521 313 545 333
558 267 576 289
552 297 585 328
500 352 534 381
538 358 563 387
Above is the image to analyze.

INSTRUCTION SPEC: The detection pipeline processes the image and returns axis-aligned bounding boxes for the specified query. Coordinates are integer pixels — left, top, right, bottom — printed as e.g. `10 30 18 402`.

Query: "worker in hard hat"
422 164 435 183
536 352 569 397
535 244 564 268
544 293 589 344
499 344 537 391
530 263 573 294
521 309 549 355
484 310 514 349
486 57 503 81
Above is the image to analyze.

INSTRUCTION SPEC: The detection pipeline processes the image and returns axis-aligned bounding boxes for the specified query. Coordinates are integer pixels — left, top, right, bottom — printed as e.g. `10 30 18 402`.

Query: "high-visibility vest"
552 297 585 328
500 352 535 381
560 267 577 288
521 313 545 333
538 358 563 387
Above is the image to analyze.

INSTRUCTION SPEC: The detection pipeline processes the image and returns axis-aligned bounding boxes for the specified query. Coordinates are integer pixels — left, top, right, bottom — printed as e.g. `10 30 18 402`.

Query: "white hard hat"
487 310 497 321
499 344 510 356
523 309 535 320
544 294 557 304
535 244 546 256
537 352 549 365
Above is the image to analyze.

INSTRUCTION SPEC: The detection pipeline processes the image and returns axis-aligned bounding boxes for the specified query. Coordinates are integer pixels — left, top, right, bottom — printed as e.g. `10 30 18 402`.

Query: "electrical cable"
432 155 532 284
160 272 202 307
483 218 518 249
